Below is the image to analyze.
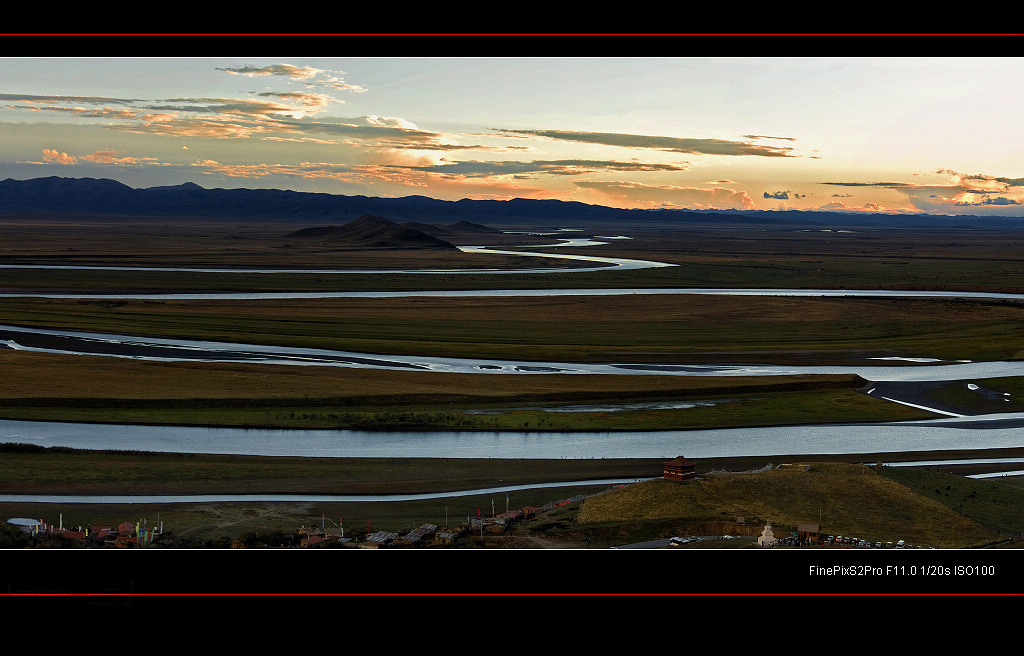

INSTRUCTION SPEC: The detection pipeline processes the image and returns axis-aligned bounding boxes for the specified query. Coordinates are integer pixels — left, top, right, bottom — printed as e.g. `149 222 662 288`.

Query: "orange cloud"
79 150 159 166
816 200 907 213
495 128 797 158
217 64 322 80
41 148 76 165
576 180 756 210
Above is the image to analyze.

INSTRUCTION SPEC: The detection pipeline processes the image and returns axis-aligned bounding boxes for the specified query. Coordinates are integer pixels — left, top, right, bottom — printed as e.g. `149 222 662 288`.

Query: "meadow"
4 214 1024 546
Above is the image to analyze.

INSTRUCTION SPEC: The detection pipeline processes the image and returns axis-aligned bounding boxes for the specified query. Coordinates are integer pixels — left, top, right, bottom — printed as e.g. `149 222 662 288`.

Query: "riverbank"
4 448 1022 550
4 443 1023 497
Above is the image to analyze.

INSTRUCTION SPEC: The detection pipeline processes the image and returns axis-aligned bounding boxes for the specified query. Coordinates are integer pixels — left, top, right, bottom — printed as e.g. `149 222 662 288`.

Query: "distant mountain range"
2 175 1023 229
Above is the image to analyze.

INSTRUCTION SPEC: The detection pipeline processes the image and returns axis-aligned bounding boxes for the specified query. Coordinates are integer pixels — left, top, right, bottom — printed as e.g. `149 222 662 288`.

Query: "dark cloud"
961 173 1024 187
821 181 916 188
744 134 797 141
395 159 691 178
493 128 796 157
957 196 1021 206
0 93 141 105
763 190 790 199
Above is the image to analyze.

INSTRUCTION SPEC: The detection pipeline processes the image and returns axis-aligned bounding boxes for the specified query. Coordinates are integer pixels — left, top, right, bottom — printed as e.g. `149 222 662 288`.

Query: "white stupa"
757 522 777 547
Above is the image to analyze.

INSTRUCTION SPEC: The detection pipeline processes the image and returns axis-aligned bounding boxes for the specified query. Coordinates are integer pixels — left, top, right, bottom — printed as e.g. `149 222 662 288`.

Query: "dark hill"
285 215 458 250
402 220 503 237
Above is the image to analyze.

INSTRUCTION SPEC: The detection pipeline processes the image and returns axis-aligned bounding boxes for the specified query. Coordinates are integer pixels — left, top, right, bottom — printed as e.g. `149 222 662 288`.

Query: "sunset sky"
2 56 1024 215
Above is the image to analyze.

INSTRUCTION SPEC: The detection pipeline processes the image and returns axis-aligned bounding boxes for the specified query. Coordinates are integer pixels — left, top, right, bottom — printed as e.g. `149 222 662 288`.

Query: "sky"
2 56 1024 215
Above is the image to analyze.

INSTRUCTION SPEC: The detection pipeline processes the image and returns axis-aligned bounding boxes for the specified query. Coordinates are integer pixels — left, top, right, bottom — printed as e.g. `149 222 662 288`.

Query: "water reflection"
5 287 1024 301
0 242 674 276
4 417 1024 459
3 323 1024 381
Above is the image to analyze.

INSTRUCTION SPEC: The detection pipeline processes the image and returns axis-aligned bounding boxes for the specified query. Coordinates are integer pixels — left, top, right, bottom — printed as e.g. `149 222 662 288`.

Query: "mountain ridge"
3 175 1024 229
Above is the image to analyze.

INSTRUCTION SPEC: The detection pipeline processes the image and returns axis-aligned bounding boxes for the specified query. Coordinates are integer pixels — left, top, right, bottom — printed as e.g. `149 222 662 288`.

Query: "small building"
496 510 523 523
394 524 438 547
302 534 328 548
363 530 399 548
663 456 697 481
797 523 820 543
436 525 468 545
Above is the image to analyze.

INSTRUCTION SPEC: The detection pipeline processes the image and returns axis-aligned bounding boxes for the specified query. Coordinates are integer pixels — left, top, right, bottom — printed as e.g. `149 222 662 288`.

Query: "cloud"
1 89 508 158
394 159 691 179
764 190 790 200
115 116 289 140
821 181 917 188
190 159 358 181
816 200 904 213
37 148 163 167
186 158 556 201
255 91 336 114
217 64 367 92
41 148 76 165
79 150 159 166
0 93 140 105
155 96 332 119
217 64 323 80
744 134 797 141
956 171 1024 190
957 195 1021 206
493 128 797 157
823 169 1024 214
577 180 756 210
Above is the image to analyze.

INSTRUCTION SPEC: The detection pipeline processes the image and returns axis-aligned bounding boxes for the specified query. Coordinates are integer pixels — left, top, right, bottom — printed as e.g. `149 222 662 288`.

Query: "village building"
436 525 468 545
663 455 697 481
361 530 399 548
302 534 328 548
797 523 820 544
394 523 438 547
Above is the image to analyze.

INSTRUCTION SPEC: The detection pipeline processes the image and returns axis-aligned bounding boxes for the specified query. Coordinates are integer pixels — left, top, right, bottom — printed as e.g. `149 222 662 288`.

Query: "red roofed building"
663 456 697 481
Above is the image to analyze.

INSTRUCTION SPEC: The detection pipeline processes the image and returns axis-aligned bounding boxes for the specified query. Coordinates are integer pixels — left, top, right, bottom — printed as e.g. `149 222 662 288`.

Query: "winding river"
5 238 1024 470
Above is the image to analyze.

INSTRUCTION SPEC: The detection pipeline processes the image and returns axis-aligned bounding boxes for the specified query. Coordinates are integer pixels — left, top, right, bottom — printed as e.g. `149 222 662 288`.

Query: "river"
0 323 1019 380
5 415 1024 459
5 238 1024 464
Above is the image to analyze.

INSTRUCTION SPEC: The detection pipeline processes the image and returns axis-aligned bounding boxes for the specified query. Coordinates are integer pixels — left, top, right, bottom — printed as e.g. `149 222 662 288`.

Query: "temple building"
663 456 697 481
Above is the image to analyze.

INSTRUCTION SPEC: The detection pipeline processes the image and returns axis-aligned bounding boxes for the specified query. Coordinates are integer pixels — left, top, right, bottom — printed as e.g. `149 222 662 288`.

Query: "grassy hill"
284 214 457 249
575 462 1018 548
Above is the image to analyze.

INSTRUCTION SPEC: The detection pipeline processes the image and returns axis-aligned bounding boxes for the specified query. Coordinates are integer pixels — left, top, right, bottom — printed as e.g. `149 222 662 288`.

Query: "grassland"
5 294 1024 363
0 347 932 430
5 447 1022 548
4 215 1024 550
573 462 1022 549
